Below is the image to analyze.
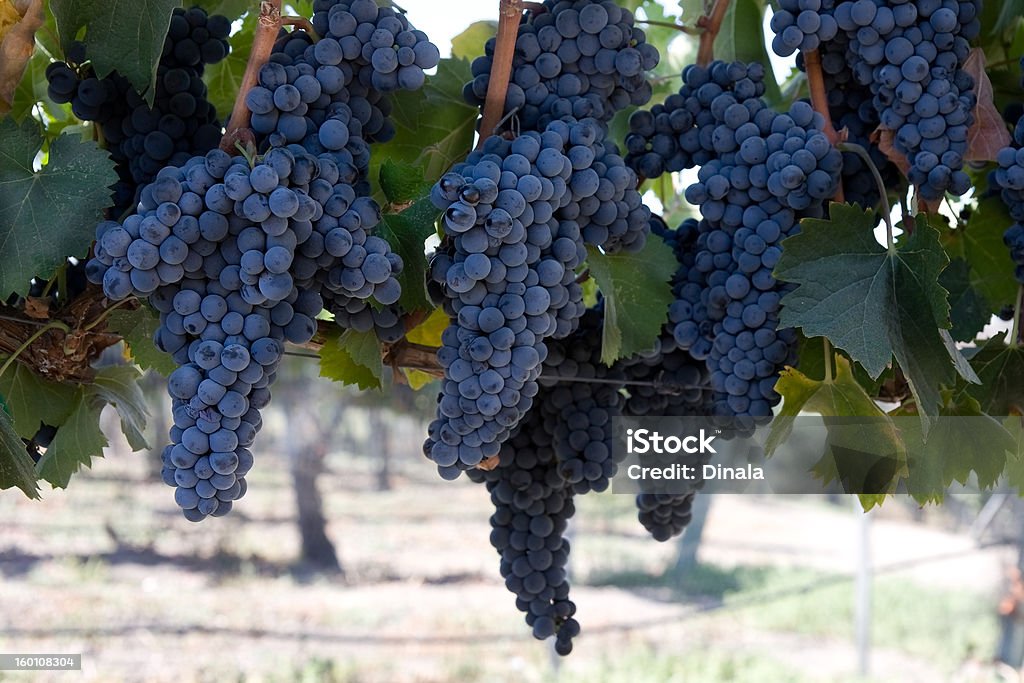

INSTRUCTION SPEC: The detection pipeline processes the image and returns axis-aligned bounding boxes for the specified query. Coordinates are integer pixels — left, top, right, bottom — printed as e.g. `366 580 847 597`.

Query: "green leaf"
678 0 702 22
961 338 1024 415
89 365 149 451
50 0 181 105
0 362 76 439
0 408 40 499
106 306 176 376
376 197 439 312
406 306 447 348
35 388 107 488
193 0 251 19
768 355 904 499
586 238 676 365
939 258 991 342
1004 417 1024 491
902 391 1015 502
369 58 477 187
319 328 383 390
942 193 1019 312
379 159 431 207
0 118 116 297
203 11 255 122
767 354 898 454
990 0 1024 35
715 0 781 104
451 20 497 60
775 205 973 431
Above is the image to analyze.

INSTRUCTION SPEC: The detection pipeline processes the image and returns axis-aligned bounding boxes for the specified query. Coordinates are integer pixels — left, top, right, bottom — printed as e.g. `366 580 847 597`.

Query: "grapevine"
0 0 1022 663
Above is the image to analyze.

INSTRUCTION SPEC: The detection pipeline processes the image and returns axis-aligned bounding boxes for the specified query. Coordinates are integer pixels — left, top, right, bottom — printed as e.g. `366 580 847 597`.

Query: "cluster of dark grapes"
767 0 981 201
466 397 580 655
464 0 659 133
539 307 625 494
992 70 1024 287
794 27 899 209
422 0 657 482
624 61 767 179
45 7 230 214
770 0 839 57
240 2 440 342
82 3 440 520
627 61 840 419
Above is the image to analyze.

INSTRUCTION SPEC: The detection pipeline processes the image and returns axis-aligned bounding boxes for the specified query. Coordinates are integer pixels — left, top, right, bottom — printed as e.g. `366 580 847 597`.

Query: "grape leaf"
0 0 44 115
586 238 677 365
767 354 899 454
939 258 991 342
678 0 703 22
943 193 1018 311
89 365 149 451
377 197 439 312
0 118 117 297
960 339 1024 416
0 406 40 499
451 20 496 60
715 0 781 104
406 306 447 348
319 328 383 390
0 362 76 439
963 49 1011 162
194 0 250 19
35 388 107 488
1004 417 1024 491
50 0 180 105
370 58 477 186
106 306 176 376
203 11 254 122
379 159 431 208
901 391 1015 502
775 204 974 430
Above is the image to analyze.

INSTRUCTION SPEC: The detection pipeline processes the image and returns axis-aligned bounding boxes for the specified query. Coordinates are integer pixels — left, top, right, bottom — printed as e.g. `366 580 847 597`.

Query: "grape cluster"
466 400 580 655
46 7 229 212
86 148 332 519
770 0 839 57
163 6 231 70
624 61 767 179
636 492 697 542
629 62 840 419
539 307 625 494
795 40 900 210
992 111 1024 285
423 127 586 478
311 0 441 93
767 0 981 200
464 0 659 132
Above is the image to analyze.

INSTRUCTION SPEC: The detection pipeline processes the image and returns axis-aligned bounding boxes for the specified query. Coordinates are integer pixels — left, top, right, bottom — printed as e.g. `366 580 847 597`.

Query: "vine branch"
477 0 524 147
637 19 698 35
220 0 282 153
696 0 730 67
802 48 845 203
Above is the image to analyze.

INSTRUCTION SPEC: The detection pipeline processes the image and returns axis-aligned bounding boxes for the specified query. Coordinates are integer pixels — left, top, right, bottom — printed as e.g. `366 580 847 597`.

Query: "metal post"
854 498 872 676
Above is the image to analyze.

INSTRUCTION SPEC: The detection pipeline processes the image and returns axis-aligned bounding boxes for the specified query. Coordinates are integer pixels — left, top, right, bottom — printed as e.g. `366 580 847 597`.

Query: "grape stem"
477 0 524 147
637 19 699 35
1013 285 1024 347
696 0 730 67
281 16 318 40
823 337 833 383
220 0 282 153
839 142 893 249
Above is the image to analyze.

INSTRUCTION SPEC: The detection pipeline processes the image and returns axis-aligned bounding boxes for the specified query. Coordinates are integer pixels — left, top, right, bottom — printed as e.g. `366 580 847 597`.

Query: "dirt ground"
0 405 1016 683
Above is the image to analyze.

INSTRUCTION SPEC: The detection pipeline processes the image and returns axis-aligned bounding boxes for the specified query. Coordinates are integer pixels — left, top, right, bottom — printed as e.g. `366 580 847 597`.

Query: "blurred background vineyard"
0 358 1022 683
